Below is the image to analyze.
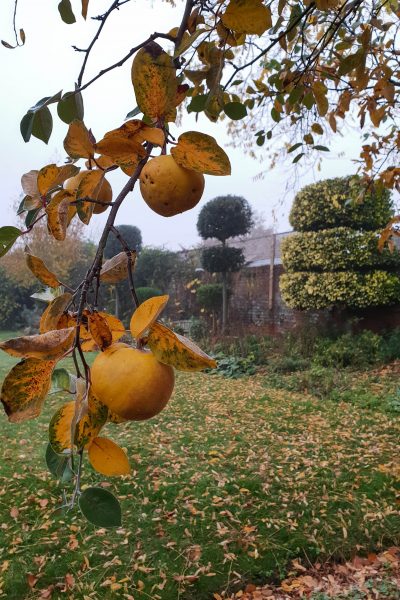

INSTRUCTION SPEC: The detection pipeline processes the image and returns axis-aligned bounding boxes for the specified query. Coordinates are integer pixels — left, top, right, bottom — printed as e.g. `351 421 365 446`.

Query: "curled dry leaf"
46 190 74 241
37 163 80 196
63 119 96 160
171 131 231 175
0 328 75 361
88 312 113 350
100 251 136 284
221 0 272 35
25 250 60 288
130 295 169 339
40 293 72 333
21 170 40 202
75 170 104 225
95 136 145 170
88 437 131 476
1 358 55 423
147 322 217 371
131 42 178 121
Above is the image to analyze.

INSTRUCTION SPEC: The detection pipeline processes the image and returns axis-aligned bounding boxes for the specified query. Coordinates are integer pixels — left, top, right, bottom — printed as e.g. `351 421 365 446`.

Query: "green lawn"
0 336 399 599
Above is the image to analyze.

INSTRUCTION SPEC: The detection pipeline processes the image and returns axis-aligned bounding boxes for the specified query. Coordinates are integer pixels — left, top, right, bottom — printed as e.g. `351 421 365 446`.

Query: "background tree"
197 196 253 332
280 176 400 311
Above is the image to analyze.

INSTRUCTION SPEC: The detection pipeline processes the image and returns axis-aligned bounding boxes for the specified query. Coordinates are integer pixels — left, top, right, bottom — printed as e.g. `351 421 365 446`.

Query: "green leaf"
303 92 314 110
266 130 272 140
32 107 53 144
58 0 76 24
25 208 41 228
256 135 265 147
51 368 71 393
271 107 281 123
288 86 304 105
20 112 35 142
223 102 247 120
313 145 330 151
338 52 364 76
288 142 303 153
28 91 63 114
125 106 141 119
187 94 208 113
45 443 73 483
17 197 27 215
79 487 122 528
0 226 22 257
57 89 84 124
292 152 304 163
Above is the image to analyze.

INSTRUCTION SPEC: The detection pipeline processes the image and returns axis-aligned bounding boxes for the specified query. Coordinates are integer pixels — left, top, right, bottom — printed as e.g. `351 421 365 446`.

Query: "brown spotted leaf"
25 249 60 287
130 295 169 339
171 131 231 175
40 293 72 333
0 328 75 361
88 312 113 350
131 42 178 121
46 190 73 241
64 120 95 159
75 170 104 224
37 163 80 196
1 358 55 423
95 136 145 169
147 321 217 371
100 251 136 284
88 437 131 476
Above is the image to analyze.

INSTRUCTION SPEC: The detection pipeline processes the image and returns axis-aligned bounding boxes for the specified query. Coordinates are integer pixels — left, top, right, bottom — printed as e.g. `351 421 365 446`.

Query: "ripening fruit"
64 171 113 215
139 155 205 217
91 343 175 421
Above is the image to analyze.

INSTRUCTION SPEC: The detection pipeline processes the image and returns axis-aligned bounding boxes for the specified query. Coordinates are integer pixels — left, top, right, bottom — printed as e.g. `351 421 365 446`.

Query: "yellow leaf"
63 120 96 160
46 190 73 241
95 136 145 169
108 410 127 424
1 358 55 423
312 81 329 116
130 295 169 339
75 390 109 448
171 131 231 175
49 401 75 453
40 293 72 333
87 155 115 170
221 0 272 35
25 249 60 287
75 170 104 225
88 312 113 350
131 42 178 121
88 437 131 476
147 322 217 371
37 163 80 196
100 251 136 284
98 312 126 341
0 328 75 361
99 120 165 148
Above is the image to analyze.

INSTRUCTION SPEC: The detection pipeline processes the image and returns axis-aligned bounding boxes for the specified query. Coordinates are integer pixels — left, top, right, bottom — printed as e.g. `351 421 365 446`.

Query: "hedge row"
281 228 400 272
289 177 393 232
279 270 400 310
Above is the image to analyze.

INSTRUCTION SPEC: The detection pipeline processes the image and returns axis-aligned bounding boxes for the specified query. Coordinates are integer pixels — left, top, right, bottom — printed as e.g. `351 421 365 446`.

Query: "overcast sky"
0 0 363 250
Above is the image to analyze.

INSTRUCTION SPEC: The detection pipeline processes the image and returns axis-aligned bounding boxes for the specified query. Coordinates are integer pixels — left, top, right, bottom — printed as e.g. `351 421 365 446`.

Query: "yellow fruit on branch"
64 170 113 215
139 155 205 217
90 343 175 421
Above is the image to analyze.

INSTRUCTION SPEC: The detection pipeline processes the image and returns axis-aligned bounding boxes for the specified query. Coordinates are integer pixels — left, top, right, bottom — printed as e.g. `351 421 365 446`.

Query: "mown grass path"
0 348 399 599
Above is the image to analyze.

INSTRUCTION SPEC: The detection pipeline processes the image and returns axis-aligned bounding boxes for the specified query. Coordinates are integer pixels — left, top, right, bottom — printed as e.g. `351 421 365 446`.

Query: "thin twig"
110 225 140 308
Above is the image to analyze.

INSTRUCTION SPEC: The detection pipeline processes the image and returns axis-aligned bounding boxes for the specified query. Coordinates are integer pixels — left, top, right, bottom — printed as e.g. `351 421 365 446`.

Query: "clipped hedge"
289 177 393 232
201 246 245 273
280 270 400 310
281 228 400 272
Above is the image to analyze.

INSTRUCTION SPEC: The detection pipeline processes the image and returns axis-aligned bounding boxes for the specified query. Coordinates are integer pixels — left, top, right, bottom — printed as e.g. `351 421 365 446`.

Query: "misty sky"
0 0 363 250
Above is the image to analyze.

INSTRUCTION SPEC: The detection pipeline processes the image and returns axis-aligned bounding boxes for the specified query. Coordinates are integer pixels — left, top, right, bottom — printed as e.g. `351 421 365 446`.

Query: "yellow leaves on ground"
221 0 272 36
40 293 72 333
37 164 80 196
88 437 130 476
64 120 96 160
1 358 55 422
0 328 75 361
131 42 178 122
45 190 74 241
130 295 169 339
171 131 231 176
49 391 108 453
100 251 137 284
147 322 217 371
25 250 60 288
88 312 113 351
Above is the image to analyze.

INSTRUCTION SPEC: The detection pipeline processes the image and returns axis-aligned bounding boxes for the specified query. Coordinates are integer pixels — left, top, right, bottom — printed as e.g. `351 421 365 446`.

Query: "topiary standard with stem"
197 196 253 332
280 176 400 312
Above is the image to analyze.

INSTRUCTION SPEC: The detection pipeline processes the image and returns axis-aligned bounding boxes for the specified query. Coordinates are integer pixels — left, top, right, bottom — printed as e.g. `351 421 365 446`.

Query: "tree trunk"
115 285 120 320
222 271 227 334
